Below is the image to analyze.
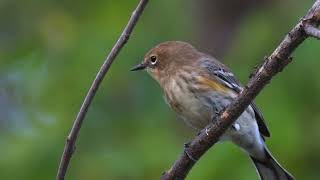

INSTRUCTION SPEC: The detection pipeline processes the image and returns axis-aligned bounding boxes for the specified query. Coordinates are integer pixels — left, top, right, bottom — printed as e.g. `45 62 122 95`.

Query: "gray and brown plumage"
131 41 294 180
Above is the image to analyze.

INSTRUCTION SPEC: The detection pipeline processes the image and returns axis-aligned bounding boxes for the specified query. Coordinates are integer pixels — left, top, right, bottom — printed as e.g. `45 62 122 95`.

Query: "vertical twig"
56 1 149 179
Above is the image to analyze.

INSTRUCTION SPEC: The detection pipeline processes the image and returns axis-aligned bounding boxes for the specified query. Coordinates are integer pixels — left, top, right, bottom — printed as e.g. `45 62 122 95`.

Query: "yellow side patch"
199 76 229 94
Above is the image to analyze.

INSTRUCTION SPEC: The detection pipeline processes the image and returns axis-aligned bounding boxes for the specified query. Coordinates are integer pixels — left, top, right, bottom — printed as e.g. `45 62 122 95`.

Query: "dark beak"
130 62 147 71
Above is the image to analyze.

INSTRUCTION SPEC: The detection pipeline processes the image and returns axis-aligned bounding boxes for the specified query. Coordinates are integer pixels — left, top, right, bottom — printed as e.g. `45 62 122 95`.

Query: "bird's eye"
150 56 158 65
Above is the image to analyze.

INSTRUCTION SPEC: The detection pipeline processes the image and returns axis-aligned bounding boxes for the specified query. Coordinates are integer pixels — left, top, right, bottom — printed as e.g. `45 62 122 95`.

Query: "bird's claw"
205 128 209 136
212 106 225 122
184 142 198 162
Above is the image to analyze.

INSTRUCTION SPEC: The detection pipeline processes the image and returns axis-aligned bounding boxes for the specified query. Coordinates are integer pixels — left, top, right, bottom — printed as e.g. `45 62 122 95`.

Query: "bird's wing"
201 58 271 137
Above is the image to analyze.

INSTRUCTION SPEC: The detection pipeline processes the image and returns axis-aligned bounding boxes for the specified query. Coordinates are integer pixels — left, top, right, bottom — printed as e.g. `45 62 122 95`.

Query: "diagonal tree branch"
56 1 149 180
161 0 320 179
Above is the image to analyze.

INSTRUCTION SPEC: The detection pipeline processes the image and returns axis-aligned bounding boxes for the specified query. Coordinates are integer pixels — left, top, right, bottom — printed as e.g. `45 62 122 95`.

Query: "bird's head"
131 41 202 83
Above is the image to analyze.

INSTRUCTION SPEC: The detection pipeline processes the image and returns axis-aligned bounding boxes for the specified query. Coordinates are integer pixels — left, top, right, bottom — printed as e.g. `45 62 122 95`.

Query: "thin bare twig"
56 1 149 179
161 0 320 179
304 23 320 39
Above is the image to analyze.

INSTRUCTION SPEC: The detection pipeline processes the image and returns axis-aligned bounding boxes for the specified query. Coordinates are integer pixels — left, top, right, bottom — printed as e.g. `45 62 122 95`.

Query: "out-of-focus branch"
161 1 320 179
195 0 270 58
56 1 149 180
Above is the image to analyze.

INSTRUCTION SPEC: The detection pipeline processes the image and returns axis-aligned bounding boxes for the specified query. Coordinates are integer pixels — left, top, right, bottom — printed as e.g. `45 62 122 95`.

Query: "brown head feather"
143 41 202 81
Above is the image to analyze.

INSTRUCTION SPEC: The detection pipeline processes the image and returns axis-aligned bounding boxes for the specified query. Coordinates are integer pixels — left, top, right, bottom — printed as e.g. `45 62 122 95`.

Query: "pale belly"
172 91 213 129
163 78 265 159
164 81 230 130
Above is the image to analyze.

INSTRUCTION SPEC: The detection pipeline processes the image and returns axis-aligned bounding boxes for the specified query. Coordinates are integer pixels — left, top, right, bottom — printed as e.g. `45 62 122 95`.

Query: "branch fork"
303 23 320 39
302 10 320 39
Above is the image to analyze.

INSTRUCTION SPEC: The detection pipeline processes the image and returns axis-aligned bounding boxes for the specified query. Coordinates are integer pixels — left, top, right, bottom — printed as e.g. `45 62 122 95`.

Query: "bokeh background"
1 0 320 179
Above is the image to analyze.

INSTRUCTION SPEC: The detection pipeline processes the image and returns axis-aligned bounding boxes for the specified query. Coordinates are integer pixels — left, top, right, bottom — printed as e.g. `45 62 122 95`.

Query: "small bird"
131 41 294 180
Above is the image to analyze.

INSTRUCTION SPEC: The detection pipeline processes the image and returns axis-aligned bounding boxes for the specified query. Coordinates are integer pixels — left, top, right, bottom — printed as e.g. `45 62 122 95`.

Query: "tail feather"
250 148 295 180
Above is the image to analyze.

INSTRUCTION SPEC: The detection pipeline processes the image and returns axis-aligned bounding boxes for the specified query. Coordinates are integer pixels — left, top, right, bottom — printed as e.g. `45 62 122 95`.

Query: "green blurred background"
1 0 320 179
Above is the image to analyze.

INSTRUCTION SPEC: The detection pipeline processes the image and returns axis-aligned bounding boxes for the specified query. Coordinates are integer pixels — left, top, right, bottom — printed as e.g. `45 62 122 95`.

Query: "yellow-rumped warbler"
131 41 294 180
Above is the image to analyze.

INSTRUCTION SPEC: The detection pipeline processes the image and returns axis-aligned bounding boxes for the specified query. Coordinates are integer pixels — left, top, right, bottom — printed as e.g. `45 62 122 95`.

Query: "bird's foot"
231 123 241 131
212 106 226 122
184 142 198 162
197 128 210 136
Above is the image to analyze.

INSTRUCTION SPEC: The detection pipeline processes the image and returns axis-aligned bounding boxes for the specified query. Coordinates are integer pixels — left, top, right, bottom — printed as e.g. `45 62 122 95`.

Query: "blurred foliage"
0 0 319 179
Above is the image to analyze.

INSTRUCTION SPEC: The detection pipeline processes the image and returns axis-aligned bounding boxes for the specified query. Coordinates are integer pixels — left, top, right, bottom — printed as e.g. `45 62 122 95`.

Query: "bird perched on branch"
131 41 294 180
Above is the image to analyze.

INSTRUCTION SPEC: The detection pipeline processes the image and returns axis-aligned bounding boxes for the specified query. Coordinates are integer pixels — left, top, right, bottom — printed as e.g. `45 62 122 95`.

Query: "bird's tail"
250 147 295 180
